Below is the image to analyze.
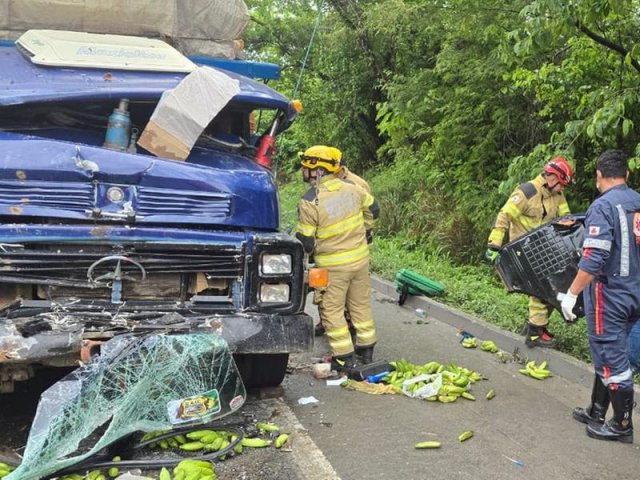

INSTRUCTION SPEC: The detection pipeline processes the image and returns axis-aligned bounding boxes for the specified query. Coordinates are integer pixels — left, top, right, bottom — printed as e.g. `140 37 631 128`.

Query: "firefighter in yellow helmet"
486 157 574 348
296 145 380 369
314 147 374 338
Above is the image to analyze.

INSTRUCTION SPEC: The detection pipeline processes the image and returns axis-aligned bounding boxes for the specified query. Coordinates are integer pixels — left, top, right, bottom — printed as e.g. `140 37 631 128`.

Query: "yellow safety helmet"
298 145 342 173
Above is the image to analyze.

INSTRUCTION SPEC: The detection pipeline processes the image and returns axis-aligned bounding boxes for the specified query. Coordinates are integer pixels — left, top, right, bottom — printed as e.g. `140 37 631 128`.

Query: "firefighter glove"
484 246 500 264
557 291 577 323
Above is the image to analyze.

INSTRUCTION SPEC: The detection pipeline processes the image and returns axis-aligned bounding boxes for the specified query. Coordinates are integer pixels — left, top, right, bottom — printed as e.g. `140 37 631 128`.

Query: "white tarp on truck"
0 0 249 59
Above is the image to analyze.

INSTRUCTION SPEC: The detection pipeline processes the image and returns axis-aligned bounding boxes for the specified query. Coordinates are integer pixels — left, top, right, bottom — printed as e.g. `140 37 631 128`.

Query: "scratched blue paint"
0 132 279 229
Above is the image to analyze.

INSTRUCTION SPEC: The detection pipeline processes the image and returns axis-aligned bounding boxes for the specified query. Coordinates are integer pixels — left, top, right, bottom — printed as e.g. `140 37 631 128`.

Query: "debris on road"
5 333 246 480
341 380 396 395
297 396 319 405
503 455 525 467
457 431 474 442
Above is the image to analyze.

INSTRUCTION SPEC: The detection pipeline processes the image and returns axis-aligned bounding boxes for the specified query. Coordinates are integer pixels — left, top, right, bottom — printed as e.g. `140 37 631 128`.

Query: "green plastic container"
395 268 445 297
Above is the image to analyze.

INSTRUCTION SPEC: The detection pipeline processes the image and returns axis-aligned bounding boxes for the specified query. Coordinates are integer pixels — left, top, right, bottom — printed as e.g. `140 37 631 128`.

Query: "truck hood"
0 132 279 229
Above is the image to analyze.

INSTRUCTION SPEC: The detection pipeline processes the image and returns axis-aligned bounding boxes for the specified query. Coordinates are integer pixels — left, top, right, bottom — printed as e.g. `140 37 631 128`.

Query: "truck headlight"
260 283 290 303
261 254 292 275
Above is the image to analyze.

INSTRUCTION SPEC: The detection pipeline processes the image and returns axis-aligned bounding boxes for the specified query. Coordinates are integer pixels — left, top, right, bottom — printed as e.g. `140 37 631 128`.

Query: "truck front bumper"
0 311 314 368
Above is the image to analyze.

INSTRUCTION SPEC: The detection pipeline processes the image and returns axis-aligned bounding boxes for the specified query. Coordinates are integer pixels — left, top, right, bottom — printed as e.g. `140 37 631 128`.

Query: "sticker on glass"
167 389 221 425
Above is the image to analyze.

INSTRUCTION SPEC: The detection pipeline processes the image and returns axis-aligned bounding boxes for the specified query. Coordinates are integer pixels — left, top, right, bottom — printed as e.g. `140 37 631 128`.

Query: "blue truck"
0 31 313 392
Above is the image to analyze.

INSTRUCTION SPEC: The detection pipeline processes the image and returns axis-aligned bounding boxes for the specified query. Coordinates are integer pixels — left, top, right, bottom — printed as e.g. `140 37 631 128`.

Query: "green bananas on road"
519 360 552 380
458 431 474 442
461 337 478 348
384 358 485 404
480 340 499 353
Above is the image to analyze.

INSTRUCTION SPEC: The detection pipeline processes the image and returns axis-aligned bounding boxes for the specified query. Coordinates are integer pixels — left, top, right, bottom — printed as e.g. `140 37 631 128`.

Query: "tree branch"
575 21 640 74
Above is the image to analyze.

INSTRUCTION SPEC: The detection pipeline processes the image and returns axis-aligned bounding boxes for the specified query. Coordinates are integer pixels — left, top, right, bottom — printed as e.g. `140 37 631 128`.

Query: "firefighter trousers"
528 295 553 327
318 261 377 356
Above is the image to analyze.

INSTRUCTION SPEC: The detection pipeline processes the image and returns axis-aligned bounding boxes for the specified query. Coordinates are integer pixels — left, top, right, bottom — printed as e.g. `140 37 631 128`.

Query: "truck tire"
234 353 289 388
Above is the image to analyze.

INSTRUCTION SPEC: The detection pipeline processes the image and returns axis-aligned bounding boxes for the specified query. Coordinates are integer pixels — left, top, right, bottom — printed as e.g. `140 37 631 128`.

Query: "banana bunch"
0 463 14 479
519 360 552 380
179 429 244 455
57 456 122 480
480 340 498 353
461 337 477 348
385 359 484 403
167 459 217 480
141 430 186 449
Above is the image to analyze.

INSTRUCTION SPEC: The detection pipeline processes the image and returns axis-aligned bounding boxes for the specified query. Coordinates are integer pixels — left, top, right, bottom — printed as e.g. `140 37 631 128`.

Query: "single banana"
458 430 474 442
275 433 289 449
241 437 272 448
256 422 280 432
414 441 441 449
186 429 216 440
179 441 205 451
486 389 496 400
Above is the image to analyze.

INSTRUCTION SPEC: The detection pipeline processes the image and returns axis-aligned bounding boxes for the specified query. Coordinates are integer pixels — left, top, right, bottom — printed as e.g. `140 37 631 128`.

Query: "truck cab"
0 31 313 392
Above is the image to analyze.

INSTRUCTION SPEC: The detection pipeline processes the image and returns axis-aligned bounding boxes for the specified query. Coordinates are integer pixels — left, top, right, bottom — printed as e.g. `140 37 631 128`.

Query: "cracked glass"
7 332 245 480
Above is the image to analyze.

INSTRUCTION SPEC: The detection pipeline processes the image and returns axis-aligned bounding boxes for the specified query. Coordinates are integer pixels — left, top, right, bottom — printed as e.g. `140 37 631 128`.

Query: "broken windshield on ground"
7 332 245 480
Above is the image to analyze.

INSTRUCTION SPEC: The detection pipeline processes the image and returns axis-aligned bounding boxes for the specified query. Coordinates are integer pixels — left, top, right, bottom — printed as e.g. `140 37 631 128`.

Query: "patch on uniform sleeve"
634 213 640 244
588 226 600 236
519 182 537 199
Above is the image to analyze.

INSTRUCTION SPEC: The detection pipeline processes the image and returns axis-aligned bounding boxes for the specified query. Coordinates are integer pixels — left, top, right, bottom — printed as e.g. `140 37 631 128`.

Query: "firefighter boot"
331 353 356 373
586 388 634 443
573 374 610 425
525 323 556 348
355 345 375 365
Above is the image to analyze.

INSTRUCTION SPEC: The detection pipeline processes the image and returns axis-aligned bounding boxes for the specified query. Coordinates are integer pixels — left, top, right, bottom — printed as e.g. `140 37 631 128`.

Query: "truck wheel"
234 353 289 388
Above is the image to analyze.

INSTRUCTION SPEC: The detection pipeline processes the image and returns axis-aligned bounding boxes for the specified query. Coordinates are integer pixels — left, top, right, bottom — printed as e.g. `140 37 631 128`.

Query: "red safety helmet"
544 157 574 186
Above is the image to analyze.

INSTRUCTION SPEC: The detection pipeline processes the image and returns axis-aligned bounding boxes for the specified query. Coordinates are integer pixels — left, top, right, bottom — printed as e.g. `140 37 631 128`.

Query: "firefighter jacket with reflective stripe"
488 174 571 247
338 166 371 193
295 175 378 269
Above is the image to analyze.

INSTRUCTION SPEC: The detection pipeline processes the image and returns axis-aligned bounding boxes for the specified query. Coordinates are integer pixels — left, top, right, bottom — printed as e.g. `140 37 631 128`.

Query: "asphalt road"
2 283 640 479
284 287 640 480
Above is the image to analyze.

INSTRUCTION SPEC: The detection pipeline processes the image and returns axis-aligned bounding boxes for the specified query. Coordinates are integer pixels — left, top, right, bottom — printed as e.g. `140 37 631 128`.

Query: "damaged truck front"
0 32 313 392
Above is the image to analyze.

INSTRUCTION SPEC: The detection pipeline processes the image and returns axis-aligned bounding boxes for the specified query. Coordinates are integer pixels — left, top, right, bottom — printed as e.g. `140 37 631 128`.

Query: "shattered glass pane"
7 332 245 480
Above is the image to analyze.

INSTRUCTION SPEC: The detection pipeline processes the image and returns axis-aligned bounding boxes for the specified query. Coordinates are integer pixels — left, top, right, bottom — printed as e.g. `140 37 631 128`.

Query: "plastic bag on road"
401 373 442 399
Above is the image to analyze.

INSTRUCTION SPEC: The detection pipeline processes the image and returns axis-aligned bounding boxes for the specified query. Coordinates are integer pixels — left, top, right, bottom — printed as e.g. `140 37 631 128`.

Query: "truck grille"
0 180 92 213
0 182 232 219
0 244 244 286
137 187 231 218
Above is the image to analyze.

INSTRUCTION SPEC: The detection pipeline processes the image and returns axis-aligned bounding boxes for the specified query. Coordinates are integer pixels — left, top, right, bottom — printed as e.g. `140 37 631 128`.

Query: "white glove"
557 291 578 322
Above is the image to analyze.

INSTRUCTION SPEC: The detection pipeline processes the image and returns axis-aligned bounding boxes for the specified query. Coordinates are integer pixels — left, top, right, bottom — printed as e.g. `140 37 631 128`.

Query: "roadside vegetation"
256 0 640 365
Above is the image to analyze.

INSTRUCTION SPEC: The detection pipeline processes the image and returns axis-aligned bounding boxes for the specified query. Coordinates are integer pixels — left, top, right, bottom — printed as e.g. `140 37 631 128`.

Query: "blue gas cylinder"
104 99 132 151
